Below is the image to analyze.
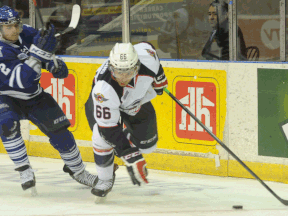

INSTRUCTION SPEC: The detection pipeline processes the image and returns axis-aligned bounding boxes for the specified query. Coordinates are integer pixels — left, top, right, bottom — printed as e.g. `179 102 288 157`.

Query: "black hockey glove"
152 65 168 95
29 24 57 63
121 147 148 186
46 58 68 79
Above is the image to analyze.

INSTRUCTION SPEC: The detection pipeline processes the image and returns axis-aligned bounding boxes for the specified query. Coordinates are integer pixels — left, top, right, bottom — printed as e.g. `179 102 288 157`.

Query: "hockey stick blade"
163 87 288 206
55 4 81 38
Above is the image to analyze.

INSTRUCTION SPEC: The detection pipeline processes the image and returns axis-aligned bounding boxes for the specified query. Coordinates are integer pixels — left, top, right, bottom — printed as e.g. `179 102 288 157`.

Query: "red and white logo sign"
40 73 76 127
176 81 216 141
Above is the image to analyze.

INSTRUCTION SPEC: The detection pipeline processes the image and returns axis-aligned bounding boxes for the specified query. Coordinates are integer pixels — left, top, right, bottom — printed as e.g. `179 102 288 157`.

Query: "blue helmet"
0 6 21 25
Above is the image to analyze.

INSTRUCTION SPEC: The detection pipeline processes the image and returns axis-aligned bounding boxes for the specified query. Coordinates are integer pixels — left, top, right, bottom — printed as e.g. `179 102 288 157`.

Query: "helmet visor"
109 62 140 84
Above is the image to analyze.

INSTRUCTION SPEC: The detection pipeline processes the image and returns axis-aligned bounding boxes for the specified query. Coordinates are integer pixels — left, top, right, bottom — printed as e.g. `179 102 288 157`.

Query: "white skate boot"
91 176 115 197
91 164 119 197
15 164 37 196
63 165 98 187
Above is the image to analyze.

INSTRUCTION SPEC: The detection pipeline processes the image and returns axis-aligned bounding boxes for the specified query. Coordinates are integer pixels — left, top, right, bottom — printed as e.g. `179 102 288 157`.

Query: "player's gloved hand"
46 58 68 79
152 66 168 95
121 147 148 186
29 24 57 63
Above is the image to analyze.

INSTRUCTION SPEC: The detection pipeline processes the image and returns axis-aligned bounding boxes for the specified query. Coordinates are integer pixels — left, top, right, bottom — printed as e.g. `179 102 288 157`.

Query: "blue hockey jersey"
0 24 43 100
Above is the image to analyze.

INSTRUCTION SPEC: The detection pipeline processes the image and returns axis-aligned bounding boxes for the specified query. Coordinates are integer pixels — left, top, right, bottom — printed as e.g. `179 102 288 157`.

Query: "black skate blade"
91 187 112 198
22 180 36 191
22 180 37 197
63 164 74 176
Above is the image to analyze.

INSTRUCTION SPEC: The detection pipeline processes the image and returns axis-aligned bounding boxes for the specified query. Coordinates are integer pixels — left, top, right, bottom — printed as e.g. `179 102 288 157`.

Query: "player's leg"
120 102 158 185
84 84 96 131
0 95 35 191
91 123 118 197
26 92 97 187
123 101 158 154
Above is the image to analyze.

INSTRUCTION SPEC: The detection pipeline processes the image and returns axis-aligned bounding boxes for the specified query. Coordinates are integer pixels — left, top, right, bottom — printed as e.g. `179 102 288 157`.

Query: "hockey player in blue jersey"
0 6 98 192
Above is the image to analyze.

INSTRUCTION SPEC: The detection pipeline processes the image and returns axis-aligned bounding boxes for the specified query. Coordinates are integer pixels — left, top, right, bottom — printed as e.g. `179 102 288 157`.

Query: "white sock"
95 163 114 181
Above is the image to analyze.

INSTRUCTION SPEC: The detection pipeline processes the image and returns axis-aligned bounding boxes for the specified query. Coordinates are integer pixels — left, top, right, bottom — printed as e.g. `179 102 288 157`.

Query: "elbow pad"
24 56 42 80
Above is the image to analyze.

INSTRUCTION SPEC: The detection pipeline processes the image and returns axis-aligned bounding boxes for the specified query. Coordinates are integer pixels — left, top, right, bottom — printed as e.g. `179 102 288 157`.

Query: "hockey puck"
233 205 243 210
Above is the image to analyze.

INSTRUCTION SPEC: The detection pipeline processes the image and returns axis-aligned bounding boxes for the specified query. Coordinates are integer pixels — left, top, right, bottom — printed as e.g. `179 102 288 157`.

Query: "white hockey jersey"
92 42 161 129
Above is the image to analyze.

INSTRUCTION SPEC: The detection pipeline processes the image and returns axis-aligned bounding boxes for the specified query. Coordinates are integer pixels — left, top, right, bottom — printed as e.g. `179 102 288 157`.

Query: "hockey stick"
163 87 288 206
54 4 81 38
32 0 58 68
32 2 81 68
32 1 81 38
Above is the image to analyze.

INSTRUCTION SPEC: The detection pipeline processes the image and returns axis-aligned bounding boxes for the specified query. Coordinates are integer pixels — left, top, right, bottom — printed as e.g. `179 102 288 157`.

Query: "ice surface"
1 153 288 216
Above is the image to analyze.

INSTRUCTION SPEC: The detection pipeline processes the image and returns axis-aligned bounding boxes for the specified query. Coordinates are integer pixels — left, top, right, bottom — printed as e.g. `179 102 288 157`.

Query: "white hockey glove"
152 67 168 95
121 147 148 186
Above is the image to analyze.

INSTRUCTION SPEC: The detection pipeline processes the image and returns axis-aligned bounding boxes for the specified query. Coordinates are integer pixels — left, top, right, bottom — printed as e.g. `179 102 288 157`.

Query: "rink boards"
1 57 288 184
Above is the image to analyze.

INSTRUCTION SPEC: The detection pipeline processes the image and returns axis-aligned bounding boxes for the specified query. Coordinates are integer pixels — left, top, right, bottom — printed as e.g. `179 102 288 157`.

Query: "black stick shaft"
164 87 288 206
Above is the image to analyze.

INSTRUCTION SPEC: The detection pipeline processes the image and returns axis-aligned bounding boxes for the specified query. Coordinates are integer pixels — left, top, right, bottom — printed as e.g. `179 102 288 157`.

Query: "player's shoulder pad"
96 59 109 75
0 41 18 61
92 80 121 109
134 42 160 74
21 24 39 38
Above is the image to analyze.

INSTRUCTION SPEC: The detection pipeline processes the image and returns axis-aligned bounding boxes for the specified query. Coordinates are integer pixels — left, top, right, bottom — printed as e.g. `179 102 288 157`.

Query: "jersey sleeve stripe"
9 63 23 88
16 64 24 89
98 125 118 128
9 66 17 87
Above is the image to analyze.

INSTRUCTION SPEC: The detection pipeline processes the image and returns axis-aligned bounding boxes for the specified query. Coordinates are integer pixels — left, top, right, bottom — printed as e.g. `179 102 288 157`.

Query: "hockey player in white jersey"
85 42 168 197
0 6 98 192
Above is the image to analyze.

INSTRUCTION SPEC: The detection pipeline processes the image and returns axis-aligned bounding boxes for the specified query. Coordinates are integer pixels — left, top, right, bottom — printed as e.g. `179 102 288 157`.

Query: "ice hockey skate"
63 165 98 187
15 165 37 196
91 164 119 200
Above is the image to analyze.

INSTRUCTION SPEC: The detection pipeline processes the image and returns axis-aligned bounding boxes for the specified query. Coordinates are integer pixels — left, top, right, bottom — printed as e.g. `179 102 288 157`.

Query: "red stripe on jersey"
93 147 113 153
153 80 168 88
98 125 118 128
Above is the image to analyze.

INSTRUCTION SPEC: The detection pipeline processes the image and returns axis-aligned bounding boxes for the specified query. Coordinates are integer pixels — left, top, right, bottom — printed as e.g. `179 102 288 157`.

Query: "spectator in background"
15 1 29 19
157 0 211 59
202 1 247 60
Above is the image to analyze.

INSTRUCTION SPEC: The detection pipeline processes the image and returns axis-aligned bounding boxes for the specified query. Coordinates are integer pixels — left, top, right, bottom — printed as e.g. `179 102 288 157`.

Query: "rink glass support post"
29 0 36 28
232 0 237 61
228 1 233 61
122 0 130 43
280 0 286 62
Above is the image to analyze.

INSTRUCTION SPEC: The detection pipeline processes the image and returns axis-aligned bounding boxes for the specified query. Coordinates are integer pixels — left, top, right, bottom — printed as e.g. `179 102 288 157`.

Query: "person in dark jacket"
202 1 247 60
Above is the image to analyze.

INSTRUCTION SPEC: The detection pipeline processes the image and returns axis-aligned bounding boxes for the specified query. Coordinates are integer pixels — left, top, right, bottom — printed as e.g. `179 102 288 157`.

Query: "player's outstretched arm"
152 64 168 95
